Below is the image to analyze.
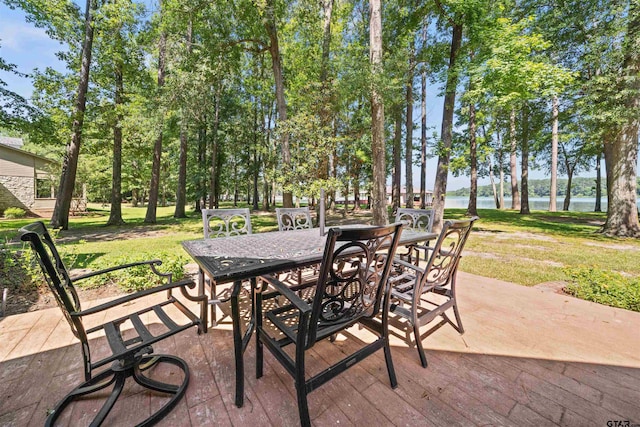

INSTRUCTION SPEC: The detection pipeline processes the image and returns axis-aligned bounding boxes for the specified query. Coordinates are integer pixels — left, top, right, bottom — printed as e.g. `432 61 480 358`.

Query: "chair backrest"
421 216 478 292
307 223 403 347
395 208 435 233
202 208 252 238
276 207 312 231
19 222 84 339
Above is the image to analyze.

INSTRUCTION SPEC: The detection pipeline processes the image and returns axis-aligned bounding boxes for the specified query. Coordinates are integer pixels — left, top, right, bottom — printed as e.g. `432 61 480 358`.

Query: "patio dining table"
181 226 436 408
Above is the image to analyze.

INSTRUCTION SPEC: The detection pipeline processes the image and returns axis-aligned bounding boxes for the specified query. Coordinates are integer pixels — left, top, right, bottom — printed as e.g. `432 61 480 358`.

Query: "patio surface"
1 272 639 426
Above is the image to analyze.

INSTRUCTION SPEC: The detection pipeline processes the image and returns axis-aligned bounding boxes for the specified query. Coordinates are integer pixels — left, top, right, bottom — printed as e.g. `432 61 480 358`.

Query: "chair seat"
88 297 200 371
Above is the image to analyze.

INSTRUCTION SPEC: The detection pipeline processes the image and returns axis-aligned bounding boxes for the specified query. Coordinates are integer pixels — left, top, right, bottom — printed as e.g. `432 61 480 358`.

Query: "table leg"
230 277 259 408
230 280 244 407
197 268 208 333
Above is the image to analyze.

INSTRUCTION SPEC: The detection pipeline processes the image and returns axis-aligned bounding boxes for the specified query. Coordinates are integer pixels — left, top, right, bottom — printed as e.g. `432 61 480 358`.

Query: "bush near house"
3 207 26 219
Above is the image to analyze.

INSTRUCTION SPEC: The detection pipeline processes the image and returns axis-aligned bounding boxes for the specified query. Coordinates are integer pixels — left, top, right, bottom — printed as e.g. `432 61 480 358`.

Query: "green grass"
2 204 640 311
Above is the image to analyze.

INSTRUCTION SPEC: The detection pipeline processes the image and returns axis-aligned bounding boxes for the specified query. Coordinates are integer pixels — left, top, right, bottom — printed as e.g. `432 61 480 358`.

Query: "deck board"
1 272 639 426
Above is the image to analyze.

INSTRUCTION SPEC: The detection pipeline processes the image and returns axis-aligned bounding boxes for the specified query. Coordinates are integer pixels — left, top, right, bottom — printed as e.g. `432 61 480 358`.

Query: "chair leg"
413 322 428 368
383 338 398 388
296 382 311 427
452 302 464 334
256 283 264 379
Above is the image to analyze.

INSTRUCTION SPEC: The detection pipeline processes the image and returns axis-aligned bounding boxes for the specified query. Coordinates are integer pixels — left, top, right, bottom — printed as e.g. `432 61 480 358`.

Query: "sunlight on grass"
3 204 639 296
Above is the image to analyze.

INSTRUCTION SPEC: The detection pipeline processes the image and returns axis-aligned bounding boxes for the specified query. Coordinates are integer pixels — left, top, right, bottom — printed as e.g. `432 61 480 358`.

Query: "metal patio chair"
19 221 206 427
276 207 313 231
395 207 435 265
202 208 252 238
201 208 253 325
274 207 318 292
389 216 477 367
256 224 403 427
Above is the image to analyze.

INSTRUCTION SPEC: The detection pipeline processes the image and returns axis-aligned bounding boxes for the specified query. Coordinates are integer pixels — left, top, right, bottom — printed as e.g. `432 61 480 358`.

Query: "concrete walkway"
1 272 639 426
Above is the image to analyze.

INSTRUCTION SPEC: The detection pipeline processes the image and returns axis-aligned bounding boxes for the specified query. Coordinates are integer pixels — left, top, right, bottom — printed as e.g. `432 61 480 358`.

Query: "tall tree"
144 2 167 224
549 95 559 212
50 0 96 229
370 0 386 225
405 39 415 208
107 23 125 226
602 0 640 236
431 1 463 230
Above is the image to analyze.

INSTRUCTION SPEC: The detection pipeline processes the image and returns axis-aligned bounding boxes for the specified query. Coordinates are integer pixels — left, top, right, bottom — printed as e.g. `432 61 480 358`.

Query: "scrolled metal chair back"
420 217 477 292
19 222 83 338
276 207 312 231
202 208 252 238
307 224 402 347
395 208 435 232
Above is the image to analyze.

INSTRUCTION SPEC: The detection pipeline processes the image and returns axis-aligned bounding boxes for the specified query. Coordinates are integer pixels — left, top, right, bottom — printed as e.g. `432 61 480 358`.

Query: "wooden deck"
1 272 639 426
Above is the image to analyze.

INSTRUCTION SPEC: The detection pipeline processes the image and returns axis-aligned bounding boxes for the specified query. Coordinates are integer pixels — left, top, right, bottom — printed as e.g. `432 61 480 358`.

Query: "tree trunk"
466 100 478 217
174 17 192 219
549 95 559 212
405 40 414 208
50 0 96 229
520 105 530 214
602 2 640 236
107 41 124 226
420 57 427 209
563 166 573 211
497 129 505 209
252 129 260 211
144 16 167 224
209 87 221 208
392 106 402 212
489 157 499 209
174 122 188 218
595 149 602 212
196 125 207 212
369 0 387 225
509 107 520 210
432 20 463 230
263 0 292 208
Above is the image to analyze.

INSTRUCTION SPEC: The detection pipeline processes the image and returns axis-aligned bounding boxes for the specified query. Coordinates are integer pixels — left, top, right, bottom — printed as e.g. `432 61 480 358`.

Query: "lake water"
445 196 614 212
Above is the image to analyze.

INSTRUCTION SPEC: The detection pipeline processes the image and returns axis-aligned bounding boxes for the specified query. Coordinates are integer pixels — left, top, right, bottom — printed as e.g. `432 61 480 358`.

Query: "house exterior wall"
0 175 34 212
0 144 57 214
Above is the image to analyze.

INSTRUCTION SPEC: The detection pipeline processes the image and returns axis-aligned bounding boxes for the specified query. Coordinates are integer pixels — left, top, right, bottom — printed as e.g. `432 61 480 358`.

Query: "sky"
0 3 588 192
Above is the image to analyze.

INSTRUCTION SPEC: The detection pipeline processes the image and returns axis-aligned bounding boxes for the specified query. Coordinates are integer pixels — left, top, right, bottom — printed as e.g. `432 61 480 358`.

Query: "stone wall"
0 176 34 213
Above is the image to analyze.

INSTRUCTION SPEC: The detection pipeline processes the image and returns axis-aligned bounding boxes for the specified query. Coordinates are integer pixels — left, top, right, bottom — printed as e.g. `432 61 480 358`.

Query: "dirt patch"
582 242 640 251
1 281 126 317
533 215 604 227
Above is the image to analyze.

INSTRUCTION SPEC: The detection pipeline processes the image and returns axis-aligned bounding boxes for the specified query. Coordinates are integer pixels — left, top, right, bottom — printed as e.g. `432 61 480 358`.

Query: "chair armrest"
392 257 425 275
71 260 167 282
72 278 197 317
261 275 312 314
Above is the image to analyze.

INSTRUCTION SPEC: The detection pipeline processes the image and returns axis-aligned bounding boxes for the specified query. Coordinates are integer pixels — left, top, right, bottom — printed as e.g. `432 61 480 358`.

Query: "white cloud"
0 21 53 52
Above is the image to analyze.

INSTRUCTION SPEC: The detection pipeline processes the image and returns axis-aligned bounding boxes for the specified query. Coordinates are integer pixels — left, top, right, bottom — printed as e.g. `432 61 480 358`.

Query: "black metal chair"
201 208 253 325
395 207 435 265
274 207 319 293
388 216 477 367
19 221 206 427
256 224 403 427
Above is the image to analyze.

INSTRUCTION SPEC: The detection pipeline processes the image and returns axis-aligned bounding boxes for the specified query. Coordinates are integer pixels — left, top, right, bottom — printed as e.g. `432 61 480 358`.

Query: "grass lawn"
2 203 638 311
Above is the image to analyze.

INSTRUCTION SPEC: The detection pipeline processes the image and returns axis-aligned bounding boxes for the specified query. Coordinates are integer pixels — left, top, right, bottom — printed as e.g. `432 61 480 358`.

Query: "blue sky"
1 2 576 192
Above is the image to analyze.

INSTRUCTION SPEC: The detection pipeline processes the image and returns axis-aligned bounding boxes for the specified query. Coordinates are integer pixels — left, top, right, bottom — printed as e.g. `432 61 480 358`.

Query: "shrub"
79 252 189 292
3 207 26 219
564 267 640 312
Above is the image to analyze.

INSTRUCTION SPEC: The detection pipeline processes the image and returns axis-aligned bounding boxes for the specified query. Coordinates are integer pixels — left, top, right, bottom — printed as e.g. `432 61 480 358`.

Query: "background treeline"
1 0 639 235
449 177 615 198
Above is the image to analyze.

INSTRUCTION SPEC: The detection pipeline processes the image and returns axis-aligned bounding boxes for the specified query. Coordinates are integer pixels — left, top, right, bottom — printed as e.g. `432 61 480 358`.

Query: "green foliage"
450 176 607 198
81 253 188 292
3 207 27 219
564 267 640 312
